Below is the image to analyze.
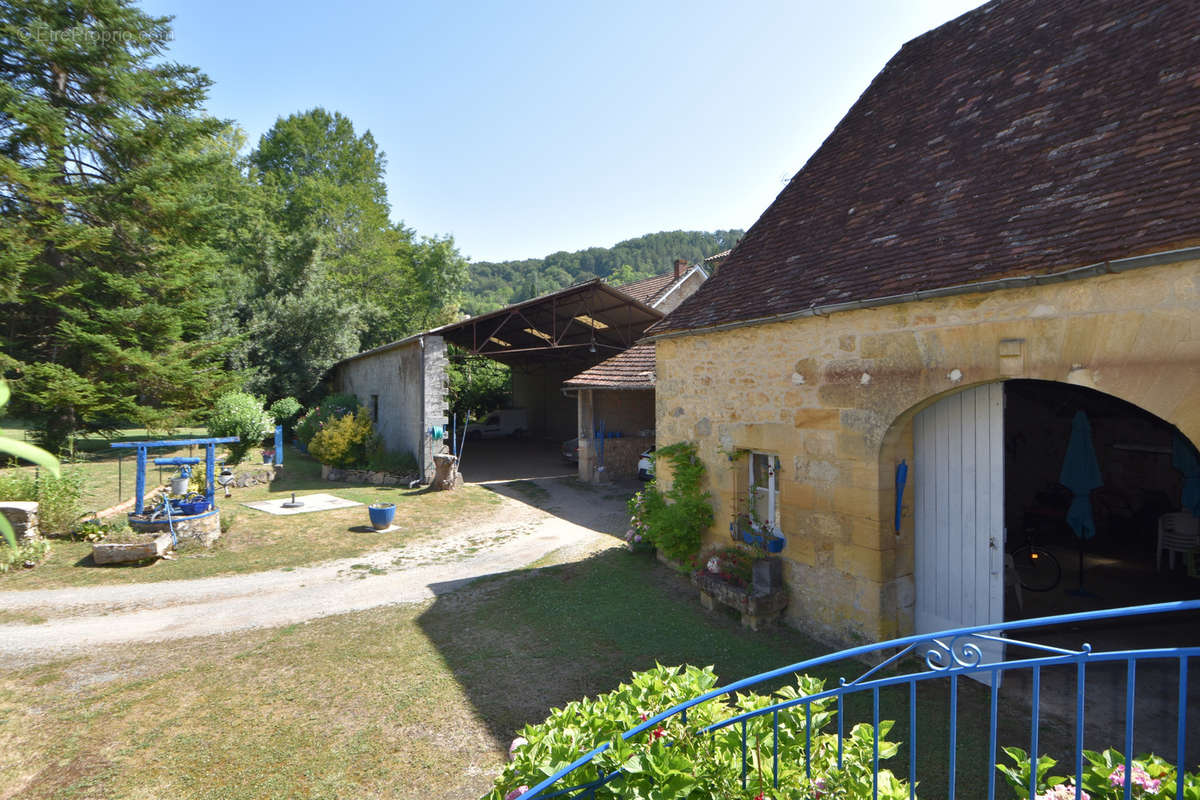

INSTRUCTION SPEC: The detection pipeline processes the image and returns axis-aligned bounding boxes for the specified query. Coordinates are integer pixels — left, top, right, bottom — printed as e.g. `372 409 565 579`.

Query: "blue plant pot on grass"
368 502 396 530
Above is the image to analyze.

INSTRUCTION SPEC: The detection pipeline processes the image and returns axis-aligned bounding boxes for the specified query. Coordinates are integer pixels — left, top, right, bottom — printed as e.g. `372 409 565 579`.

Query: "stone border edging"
320 464 419 486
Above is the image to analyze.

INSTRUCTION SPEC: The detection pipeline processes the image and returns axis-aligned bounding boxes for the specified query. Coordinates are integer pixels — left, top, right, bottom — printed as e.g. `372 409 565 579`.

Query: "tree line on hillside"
0 0 738 453
463 229 742 316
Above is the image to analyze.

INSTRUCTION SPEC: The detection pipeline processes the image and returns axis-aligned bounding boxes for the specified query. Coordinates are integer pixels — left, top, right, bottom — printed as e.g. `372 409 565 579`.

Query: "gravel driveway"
0 478 631 664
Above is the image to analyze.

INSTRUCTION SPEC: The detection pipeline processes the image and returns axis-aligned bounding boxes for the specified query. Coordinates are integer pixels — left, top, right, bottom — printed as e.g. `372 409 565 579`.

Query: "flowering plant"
691 544 756 589
482 665 911 800
999 747 1192 800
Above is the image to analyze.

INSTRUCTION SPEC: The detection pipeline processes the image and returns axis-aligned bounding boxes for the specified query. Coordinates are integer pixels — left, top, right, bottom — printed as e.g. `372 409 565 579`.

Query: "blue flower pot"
368 503 396 530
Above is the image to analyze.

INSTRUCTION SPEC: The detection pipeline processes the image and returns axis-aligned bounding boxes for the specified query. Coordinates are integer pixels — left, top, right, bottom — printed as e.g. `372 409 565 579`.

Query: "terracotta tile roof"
564 343 656 390
615 272 678 306
653 0 1200 335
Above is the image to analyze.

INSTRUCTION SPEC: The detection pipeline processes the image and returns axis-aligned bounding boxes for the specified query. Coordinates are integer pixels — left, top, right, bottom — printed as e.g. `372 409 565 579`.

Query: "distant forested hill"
462 229 743 315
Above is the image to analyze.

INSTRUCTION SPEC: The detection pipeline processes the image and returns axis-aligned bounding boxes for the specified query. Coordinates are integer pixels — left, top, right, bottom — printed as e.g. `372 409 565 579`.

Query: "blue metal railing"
513 600 1199 800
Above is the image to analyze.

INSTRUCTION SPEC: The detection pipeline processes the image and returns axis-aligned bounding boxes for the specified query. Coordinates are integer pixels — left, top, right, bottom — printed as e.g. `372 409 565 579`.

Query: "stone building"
564 260 709 481
645 0 1200 647
330 262 705 482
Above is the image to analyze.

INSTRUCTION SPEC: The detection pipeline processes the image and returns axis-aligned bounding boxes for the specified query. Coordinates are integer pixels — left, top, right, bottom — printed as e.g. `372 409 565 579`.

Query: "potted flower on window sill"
732 512 786 553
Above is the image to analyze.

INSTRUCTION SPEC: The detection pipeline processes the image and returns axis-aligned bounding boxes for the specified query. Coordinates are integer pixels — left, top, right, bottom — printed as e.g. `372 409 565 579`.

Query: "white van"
464 409 529 440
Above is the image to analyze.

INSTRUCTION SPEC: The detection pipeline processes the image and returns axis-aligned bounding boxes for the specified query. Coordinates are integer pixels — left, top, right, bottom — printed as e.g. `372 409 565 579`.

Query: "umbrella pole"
1077 540 1084 591
1068 535 1098 598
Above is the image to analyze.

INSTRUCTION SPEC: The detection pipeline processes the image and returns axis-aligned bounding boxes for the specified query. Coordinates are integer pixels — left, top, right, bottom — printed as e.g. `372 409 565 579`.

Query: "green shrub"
0 470 36 501
998 746 1200 800
0 380 62 548
0 468 83 536
634 442 713 564
206 391 274 464
0 538 50 572
308 408 378 469
294 393 360 447
34 469 84 535
268 396 303 437
367 446 418 476
483 664 909 800
72 515 133 543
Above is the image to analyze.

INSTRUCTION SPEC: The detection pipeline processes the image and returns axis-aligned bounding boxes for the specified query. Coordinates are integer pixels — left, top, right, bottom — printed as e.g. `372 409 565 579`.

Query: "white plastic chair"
1156 512 1200 571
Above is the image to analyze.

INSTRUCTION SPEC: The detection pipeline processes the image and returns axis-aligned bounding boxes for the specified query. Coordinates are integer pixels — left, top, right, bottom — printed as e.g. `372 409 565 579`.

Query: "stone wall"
0 502 38 541
654 258 1200 647
335 334 449 482
128 509 220 549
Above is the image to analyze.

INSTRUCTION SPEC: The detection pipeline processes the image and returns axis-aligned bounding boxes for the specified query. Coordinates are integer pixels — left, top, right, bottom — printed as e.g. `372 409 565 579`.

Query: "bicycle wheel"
1010 545 1061 592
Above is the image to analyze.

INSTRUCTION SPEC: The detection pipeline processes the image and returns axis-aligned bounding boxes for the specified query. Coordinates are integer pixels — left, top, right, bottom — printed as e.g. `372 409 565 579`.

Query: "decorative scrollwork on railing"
923 636 985 672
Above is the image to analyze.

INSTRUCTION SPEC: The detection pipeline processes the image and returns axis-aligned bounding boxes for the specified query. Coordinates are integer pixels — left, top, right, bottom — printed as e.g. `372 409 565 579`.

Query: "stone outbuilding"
331 272 687 482
563 260 710 481
645 0 1200 649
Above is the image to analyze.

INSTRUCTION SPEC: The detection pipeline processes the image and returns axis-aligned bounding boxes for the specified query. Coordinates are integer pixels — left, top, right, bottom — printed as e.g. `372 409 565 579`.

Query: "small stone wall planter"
92 533 174 564
691 571 788 631
321 464 415 486
0 501 39 541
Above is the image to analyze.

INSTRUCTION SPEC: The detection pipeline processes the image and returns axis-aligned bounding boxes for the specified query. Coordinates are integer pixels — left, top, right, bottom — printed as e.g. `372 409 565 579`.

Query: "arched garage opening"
911 379 1199 755
912 380 1199 639
1003 379 1198 616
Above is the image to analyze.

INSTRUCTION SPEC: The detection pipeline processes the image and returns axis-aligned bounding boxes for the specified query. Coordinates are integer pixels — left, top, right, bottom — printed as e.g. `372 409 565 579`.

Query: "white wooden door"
914 383 1005 676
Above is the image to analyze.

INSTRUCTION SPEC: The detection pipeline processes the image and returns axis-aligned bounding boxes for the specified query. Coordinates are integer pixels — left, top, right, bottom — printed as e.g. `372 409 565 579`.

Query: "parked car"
637 446 655 480
562 437 579 463
464 408 529 440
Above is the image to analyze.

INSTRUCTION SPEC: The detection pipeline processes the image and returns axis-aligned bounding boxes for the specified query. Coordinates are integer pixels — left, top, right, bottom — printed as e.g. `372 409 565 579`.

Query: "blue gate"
512 600 1198 800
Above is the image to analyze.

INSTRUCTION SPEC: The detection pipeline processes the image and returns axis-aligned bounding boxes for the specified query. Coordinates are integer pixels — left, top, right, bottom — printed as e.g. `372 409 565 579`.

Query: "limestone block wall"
591 390 654 438
654 258 1200 647
0 502 38 541
335 335 449 481
422 336 449 477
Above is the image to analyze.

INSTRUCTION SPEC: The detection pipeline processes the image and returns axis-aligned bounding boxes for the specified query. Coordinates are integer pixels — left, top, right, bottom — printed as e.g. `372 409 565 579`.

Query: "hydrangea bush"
998 746 1200 800
482 664 911 800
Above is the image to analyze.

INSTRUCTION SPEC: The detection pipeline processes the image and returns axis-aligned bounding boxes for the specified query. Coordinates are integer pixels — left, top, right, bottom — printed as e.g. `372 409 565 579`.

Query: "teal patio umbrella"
1171 432 1200 516
1060 410 1103 593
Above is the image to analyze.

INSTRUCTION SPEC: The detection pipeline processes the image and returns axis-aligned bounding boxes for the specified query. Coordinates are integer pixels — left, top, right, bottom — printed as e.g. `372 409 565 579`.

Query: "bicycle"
1010 531 1062 592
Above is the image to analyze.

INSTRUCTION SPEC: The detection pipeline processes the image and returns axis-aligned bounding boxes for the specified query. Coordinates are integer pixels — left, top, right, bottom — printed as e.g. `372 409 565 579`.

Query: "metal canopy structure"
431 279 663 367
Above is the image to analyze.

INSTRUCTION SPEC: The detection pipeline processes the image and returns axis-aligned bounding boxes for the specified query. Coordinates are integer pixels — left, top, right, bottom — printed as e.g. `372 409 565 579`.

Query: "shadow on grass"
71 553 158 569
413 548 1075 796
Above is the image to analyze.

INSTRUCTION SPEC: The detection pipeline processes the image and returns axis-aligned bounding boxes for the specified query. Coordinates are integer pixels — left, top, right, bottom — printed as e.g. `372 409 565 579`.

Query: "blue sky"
143 0 983 263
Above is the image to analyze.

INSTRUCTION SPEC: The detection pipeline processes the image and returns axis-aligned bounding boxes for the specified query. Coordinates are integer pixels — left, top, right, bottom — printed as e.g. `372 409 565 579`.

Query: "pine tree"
0 0 239 450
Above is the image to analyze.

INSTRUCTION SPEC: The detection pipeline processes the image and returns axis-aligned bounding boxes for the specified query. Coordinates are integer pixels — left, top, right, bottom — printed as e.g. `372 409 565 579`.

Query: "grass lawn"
0 442 504 590
0 549 1062 799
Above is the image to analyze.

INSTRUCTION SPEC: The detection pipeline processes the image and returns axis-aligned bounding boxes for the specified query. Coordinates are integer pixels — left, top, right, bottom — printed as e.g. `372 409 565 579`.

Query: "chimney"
673 258 687 280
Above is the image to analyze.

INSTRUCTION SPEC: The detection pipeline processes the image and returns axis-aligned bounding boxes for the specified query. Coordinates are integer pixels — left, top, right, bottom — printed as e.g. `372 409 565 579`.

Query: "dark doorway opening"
1003 379 1199 620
